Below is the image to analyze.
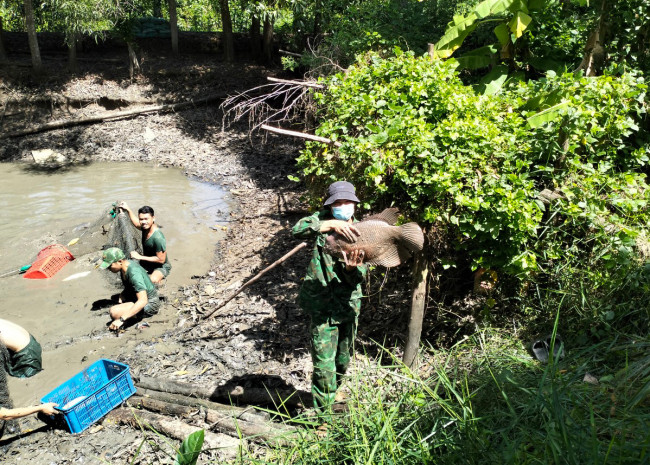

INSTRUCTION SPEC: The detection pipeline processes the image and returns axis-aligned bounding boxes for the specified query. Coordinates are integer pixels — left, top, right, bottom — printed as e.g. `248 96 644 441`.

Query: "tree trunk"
403 252 429 369
219 0 234 62
576 0 608 76
250 14 261 60
67 33 78 73
168 0 179 56
153 0 162 17
137 376 311 407
0 17 7 62
24 0 42 72
262 15 274 64
129 394 295 444
136 387 269 423
127 41 140 79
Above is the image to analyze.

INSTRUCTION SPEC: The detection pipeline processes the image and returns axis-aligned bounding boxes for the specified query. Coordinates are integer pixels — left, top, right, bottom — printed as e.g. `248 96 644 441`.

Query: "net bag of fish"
61 202 142 259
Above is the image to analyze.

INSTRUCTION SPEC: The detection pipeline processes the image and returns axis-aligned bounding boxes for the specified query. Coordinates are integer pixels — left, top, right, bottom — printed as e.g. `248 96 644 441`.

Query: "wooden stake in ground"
403 251 429 369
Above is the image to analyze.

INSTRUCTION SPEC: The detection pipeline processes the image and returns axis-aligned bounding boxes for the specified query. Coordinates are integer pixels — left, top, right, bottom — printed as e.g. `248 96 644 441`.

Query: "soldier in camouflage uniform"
292 181 367 411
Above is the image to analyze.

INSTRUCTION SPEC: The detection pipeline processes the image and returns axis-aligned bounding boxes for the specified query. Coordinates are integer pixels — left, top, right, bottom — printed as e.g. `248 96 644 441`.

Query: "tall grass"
241 326 650 465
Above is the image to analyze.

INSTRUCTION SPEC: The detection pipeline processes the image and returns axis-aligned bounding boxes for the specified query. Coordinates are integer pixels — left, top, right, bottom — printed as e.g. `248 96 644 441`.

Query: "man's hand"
130 250 143 260
40 403 59 415
322 220 360 242
118 201 131 212
109 319 124 331
344 249 365 269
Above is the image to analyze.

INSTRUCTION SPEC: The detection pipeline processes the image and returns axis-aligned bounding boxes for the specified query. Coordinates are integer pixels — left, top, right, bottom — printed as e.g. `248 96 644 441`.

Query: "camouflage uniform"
292 210 367 410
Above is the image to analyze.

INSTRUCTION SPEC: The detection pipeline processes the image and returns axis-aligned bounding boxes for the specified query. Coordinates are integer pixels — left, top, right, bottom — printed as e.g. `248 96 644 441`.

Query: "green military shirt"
142 229 171 274
292 209 367 324
122 261 159 306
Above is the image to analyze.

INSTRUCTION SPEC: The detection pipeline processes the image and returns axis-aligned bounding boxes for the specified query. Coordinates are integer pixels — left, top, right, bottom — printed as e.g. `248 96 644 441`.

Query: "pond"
0 161 228 406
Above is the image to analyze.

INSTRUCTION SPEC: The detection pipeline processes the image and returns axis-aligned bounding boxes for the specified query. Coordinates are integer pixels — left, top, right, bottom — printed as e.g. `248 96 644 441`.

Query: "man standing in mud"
118 203 171 284
100 247 161 331
292 181 366 413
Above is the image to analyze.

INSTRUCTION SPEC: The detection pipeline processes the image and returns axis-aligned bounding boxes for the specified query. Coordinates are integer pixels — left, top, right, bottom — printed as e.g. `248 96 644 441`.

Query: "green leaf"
287 175 300 182
494 23 510 47
476 65 509 95
454 54 493 70
175 430 204 465
369 132 389 145
526 102 570 128
509 11 532 38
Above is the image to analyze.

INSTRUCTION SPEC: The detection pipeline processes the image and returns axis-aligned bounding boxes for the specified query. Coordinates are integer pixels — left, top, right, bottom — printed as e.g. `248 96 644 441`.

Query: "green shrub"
298 51 648 289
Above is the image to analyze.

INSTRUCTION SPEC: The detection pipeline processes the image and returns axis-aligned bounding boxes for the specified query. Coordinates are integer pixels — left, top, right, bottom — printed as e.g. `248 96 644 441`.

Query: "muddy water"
1 162 228 406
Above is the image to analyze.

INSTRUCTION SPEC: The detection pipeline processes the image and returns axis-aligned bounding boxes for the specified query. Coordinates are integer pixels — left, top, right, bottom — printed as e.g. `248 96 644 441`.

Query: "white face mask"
332 203 355 221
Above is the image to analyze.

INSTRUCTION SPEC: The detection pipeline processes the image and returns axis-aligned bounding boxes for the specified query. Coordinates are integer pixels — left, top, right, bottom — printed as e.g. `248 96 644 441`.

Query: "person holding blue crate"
0 323 58 437
100 247 161 331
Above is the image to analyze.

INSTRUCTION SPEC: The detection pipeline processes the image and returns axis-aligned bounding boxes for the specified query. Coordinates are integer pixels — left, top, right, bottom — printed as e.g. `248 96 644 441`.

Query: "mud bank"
0 53 421 463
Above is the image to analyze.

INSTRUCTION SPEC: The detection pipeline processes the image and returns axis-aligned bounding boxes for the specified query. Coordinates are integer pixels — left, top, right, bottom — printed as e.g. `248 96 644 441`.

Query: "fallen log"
129 394 199 418
129 394 295 444
137 387 270 422
107 407 244 459
0 92 229 140
137 376 310 408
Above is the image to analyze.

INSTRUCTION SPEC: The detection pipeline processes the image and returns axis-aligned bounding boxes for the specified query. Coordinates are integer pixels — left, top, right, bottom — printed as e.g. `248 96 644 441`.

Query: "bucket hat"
324 181 360 206
100 247 126 269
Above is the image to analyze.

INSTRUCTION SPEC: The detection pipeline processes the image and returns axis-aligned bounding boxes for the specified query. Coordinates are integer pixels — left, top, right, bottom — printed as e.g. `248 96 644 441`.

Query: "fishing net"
0 201 142 279
60 202 142 259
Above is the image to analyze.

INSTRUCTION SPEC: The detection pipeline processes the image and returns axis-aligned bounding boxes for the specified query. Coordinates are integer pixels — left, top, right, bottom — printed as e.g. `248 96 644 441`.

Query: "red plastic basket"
24 244 75 279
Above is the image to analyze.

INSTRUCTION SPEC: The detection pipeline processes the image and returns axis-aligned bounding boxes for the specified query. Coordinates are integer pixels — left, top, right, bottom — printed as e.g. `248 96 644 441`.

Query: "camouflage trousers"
309 318 357 411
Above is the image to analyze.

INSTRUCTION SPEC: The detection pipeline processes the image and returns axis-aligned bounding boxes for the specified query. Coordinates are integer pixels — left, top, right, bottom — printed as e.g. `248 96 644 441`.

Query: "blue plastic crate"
41 359 136 434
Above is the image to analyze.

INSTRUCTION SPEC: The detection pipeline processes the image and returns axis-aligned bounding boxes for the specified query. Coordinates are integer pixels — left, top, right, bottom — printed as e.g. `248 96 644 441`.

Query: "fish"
324 208 424 267
62 271 92 281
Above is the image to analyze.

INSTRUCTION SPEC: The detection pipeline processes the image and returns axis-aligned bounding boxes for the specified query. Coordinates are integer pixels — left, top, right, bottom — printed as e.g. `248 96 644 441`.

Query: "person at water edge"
0 319 43 379
0 321 57 437
100 247 161 331
118 203 171 284
292 181 367 412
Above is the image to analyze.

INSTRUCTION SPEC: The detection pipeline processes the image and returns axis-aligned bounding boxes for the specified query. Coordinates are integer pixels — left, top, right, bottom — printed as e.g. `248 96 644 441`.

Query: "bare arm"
320 220 360 242
109 291 148 331
0 403 58 420
131 249 166 264
118 202 141 230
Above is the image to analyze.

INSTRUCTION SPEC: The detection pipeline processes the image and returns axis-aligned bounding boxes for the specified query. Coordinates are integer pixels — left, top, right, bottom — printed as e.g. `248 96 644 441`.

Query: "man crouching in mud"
100 247 161 331
292 181 366 414
0 319 58 437
118 202 172 284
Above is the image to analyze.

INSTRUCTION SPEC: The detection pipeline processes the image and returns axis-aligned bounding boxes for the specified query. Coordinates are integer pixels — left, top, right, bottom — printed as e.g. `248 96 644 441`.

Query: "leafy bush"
298 51 648 290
